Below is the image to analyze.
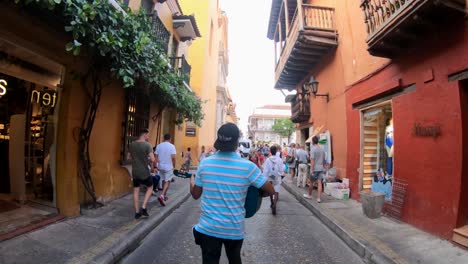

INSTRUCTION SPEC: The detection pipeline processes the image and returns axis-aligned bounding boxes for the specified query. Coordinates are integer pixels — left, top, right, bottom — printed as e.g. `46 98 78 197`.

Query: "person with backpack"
262 145 284 215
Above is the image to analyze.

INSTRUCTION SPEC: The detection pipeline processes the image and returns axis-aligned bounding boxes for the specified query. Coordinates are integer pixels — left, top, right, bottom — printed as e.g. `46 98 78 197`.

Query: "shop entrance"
0 37 63 238
452 78 468 247
0 73 58 204
458 79 468 227
360 103 393 200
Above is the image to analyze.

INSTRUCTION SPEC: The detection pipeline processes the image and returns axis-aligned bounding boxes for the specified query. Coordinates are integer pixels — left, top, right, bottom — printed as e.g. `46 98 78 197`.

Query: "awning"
173 15 202 41
305 125 324 142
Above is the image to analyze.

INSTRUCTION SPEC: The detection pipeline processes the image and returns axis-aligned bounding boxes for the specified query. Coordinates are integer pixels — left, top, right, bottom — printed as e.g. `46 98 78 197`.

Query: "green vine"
14 0 204 125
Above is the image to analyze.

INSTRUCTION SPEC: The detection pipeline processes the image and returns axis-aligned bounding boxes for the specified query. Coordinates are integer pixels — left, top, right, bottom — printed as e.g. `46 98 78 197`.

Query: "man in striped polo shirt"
190 123 275 264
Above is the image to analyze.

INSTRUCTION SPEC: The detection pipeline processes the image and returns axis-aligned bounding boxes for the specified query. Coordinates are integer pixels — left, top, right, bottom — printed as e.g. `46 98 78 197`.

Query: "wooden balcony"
361 0 466 58
270 4 338 90
286 93 310 123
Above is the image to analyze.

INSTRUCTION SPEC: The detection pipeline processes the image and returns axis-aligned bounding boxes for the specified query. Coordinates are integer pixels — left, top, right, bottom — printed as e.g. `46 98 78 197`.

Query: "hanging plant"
14 0 204 124
14 0 204 206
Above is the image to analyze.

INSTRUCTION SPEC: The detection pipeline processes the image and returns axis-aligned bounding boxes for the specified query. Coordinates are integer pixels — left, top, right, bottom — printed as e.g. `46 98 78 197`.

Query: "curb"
282 182 395 264
90 191 191 264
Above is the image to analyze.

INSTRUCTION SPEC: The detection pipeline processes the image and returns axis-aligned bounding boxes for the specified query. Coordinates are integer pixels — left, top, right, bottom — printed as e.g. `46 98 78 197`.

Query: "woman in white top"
262 145 284 215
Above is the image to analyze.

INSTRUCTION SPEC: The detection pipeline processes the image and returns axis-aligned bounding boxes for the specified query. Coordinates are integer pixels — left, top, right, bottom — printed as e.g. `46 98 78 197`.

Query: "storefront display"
0 38 62 207
361 103 393 200
0 73 58 204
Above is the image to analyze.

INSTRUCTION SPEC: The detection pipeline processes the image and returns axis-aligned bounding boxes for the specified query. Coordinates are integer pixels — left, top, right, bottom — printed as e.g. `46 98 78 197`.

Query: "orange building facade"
268 0 468 244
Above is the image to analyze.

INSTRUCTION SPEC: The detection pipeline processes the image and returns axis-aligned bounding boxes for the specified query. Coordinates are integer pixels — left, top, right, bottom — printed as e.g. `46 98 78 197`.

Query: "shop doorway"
458 79 468 227
360 102 393 200
0 73 59 204
0 37 63 239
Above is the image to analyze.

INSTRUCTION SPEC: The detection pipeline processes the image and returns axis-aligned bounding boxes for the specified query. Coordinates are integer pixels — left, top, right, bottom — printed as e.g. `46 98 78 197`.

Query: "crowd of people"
127 123 330 263
247 139 328 203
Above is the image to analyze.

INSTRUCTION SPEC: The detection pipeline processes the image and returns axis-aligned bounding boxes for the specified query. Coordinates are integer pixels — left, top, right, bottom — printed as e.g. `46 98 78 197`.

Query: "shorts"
133 177 153 188
309 171 324 182
159 170 174 182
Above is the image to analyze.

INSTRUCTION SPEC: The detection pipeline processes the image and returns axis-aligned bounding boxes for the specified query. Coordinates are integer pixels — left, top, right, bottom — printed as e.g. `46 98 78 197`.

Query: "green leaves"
272 118 295 139
14 0 204 125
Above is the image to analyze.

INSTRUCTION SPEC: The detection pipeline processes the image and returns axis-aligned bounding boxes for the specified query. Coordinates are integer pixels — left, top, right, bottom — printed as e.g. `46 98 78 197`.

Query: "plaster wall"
346 19 468 238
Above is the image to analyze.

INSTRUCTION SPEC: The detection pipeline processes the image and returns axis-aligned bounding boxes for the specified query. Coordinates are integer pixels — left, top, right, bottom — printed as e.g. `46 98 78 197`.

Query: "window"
209 21 214 55
121 88 150 164
141 0 154 13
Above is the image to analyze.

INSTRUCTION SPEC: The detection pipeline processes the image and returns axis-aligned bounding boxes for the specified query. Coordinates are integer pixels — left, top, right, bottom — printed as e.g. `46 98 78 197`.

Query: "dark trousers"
193 228 243 264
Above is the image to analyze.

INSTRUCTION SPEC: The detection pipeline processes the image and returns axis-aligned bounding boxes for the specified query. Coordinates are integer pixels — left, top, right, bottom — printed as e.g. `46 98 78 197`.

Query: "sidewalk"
282 179 468 264
0 177 191 264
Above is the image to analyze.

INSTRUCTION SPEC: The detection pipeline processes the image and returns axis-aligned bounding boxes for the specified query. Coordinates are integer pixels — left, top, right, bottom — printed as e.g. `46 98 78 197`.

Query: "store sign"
413 123 441 138
31 89 57 107
0 79 7 97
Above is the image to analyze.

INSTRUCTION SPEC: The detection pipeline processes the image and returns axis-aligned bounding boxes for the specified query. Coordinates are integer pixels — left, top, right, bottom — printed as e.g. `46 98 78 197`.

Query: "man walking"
295 144 309 188
262 145 284 215
155 134 176 206
190 123 275 263
128 129 155 219
304 136 325 203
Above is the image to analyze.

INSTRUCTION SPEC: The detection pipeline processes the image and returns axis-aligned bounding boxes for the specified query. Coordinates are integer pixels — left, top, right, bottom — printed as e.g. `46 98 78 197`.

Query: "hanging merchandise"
318 130 332 165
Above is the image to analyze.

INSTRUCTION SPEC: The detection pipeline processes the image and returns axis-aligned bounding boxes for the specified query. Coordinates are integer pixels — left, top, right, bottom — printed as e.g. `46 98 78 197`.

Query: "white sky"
220 0 290 135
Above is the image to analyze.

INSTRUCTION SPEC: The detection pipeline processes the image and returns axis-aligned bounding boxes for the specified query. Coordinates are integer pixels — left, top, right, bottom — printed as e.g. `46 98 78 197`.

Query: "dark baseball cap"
214 123 240 151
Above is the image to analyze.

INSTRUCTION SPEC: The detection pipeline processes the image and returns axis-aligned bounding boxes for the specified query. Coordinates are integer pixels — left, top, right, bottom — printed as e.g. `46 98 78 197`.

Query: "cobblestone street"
121 189 364 264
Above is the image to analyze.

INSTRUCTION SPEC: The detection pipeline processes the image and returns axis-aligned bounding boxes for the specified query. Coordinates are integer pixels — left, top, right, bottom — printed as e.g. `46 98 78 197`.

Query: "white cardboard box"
324 182 341 195
331 188 350 200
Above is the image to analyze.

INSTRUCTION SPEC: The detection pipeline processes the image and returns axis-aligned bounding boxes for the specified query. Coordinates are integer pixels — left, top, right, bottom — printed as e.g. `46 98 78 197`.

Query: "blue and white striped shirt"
194 151 267 240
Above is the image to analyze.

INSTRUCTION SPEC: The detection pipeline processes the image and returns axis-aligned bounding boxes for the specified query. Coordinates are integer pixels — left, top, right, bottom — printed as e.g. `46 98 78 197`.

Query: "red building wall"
346 20 468 239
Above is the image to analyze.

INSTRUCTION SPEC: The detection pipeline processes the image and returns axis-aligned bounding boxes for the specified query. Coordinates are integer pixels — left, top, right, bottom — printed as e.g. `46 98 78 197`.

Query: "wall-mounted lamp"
303 76 329 102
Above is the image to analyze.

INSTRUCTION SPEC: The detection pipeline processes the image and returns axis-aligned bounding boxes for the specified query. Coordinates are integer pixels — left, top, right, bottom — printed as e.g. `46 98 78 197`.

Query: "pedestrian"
303 136 325 203
262 145 284 215
128 128 155 219
190 123 275 264
256 149 265 169
182 147 192 172
155 134 176 206
286 143 296 183
295 143 309 188
199 145 206 163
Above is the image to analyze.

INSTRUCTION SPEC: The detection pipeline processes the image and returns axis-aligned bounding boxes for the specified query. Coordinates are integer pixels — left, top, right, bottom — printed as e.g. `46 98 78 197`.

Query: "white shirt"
262 155 284 180
155 141 176 171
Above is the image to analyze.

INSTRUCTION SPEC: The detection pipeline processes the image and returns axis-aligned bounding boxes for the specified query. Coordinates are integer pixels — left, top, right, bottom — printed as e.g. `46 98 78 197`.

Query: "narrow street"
121 189 364 264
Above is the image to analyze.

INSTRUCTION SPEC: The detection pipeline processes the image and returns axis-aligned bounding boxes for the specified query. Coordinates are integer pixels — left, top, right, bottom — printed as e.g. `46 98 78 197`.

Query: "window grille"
121 88 150 164
150 11 171 55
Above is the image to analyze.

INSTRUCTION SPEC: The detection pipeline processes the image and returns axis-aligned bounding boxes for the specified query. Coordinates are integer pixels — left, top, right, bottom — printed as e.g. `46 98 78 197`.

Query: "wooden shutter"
362 116 379 191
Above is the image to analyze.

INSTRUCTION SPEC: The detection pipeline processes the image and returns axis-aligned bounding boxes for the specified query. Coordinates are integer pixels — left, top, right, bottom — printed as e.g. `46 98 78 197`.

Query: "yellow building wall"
176 0 223 166
1 1 182 216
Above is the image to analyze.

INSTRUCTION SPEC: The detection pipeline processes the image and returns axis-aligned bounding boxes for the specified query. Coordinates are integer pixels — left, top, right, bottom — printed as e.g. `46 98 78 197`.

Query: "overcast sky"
219 0 289 136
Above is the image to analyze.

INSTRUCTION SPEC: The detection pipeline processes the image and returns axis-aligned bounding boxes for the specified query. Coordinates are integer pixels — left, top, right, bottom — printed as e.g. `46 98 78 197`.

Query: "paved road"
121 189 364 264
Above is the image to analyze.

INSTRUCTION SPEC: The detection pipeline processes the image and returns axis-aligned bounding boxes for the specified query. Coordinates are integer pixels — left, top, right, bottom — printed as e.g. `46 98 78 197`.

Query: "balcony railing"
150 11 170 55
170 56 191 84
272 4 338 90
361 0 465 57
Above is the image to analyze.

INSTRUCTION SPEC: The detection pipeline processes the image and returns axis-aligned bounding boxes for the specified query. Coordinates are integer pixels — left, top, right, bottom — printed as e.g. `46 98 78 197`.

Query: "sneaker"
164 196 169 201
303 194 312 199
158 195 166 206
140 208 149 217
317 198 321 203
135 212 142 219
152 190 158 196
